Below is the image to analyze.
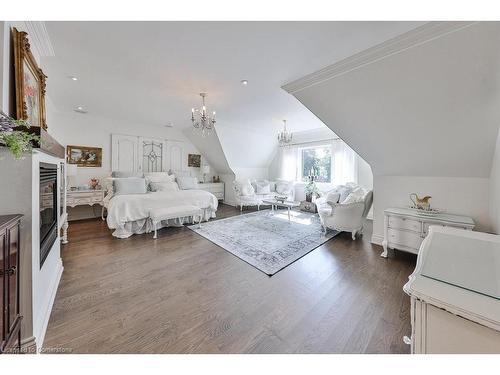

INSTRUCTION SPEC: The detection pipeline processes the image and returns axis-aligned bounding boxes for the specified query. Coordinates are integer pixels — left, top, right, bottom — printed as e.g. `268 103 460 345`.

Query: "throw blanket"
107 190 218 238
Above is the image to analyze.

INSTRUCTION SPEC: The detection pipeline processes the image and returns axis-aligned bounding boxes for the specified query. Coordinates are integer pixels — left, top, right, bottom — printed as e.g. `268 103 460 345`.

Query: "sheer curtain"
278 145 299 181
332 139 358 185
276 138 358 186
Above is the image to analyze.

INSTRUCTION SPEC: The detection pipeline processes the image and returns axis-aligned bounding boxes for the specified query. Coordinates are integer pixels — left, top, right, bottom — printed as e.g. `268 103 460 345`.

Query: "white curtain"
276 138 358 186
278 145 299 181
332 139 358 185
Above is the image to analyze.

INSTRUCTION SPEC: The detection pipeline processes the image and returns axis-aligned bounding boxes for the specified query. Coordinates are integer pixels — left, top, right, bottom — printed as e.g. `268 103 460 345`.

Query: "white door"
139 137 167 173
112 134 139 172
167 140 185 173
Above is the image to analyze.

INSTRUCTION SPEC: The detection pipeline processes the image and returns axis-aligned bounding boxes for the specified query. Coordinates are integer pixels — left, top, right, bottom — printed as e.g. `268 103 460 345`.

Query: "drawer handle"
403 335 412 345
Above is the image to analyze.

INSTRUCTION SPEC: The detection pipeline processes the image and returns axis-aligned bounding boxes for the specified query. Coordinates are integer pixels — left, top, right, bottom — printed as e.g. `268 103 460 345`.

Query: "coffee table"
262 199 300 222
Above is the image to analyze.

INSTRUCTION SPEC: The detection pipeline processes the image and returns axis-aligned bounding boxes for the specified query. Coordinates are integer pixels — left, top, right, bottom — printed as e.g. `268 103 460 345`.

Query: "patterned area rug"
188 209 339 276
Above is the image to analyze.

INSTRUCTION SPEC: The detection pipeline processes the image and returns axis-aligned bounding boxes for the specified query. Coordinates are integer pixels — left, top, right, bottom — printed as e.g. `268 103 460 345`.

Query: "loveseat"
233 179 295 211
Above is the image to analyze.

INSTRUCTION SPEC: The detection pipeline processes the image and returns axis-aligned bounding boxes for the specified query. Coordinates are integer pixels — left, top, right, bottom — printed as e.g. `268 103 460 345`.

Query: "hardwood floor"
43 204 416 354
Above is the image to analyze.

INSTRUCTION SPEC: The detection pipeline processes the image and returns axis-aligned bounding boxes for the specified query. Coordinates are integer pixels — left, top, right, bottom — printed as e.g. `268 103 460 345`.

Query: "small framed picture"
188 154 201 167
67 145 102 167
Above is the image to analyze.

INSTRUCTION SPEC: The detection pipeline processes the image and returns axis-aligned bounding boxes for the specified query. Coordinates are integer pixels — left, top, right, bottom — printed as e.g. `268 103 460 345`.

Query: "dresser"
197 182 224 201
403 227 500 353
381 207 474 258
0 215 22 354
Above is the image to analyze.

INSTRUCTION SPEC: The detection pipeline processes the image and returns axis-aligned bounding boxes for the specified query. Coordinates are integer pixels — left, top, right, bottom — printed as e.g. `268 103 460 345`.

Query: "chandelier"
277 119 293 146
191 93 216 136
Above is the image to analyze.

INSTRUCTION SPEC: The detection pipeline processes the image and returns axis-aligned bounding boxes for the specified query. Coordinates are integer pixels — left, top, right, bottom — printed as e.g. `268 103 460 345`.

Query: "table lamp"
66 164 78 190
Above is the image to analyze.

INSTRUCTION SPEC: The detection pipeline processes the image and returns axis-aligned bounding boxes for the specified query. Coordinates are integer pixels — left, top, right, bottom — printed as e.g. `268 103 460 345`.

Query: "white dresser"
382 207 474 258
403 227 500 353
196 182 224 201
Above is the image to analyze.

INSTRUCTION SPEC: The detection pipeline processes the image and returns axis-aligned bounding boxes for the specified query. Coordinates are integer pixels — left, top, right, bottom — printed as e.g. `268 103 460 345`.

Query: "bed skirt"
111 209 216 239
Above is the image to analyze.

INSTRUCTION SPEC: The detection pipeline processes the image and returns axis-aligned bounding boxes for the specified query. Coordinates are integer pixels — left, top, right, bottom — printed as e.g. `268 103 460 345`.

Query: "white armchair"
317 190 373 240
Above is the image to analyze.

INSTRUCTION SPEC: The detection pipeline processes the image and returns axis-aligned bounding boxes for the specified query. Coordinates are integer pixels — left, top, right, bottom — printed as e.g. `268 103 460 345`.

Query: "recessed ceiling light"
74 106 87 114
241 80 248 85
68 76 78 81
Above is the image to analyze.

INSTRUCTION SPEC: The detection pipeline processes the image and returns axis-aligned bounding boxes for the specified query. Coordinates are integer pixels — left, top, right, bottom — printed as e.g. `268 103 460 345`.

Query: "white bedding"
107 189 218 238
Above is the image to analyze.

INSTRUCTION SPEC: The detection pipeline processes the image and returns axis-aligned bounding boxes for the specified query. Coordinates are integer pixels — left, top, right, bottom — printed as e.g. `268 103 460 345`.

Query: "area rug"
188 209 339 276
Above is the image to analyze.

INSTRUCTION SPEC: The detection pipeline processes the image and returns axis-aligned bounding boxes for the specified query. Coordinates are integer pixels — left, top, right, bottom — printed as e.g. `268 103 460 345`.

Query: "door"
139 137 166 173
167 140 185 173
112 134 139 172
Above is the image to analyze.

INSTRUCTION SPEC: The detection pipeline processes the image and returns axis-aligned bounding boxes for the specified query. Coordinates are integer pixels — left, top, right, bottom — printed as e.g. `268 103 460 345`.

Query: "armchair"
233 181 262 212
317 190 373 240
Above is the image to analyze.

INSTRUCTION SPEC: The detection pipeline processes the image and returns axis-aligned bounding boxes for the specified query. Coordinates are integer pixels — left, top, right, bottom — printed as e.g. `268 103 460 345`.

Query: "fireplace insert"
40 162 58 268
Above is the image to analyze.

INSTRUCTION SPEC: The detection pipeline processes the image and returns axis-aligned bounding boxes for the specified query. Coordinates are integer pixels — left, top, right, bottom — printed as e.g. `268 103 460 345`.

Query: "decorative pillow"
176 176 198 190
113 177 147 195
326 191 341 205
150 181 179 192
240 181 255 196
275 180 291 195
255 180 271 194
336 185 353 203
341 187 368 204
144 172 175 184
111 171 144 178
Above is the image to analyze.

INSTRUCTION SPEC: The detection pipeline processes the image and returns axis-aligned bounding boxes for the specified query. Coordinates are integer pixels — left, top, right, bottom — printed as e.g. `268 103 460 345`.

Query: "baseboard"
222 200 237 207
35 259 63 351
21 336 37 354
371 234 384 246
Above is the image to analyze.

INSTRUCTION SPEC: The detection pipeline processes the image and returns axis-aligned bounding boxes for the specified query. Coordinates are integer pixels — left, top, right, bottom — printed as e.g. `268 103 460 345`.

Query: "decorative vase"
306 193 313 202
89 178 99 190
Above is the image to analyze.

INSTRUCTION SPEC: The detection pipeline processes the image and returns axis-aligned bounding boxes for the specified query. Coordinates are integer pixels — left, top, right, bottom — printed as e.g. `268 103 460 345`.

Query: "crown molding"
282 21 477 94
21 21 55 58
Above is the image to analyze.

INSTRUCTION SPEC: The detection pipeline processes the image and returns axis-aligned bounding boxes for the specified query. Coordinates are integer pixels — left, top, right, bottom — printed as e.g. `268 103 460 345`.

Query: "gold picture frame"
12 27 48 130
188 154 201 167
67 145 103 168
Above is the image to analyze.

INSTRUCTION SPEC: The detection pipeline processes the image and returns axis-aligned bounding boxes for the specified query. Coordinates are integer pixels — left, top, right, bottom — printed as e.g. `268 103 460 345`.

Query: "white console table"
403 227 500 353
382 207 474 258
197 182 224 201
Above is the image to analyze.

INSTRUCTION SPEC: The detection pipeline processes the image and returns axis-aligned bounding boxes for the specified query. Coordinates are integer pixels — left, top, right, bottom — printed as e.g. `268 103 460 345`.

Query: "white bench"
150 205 204 239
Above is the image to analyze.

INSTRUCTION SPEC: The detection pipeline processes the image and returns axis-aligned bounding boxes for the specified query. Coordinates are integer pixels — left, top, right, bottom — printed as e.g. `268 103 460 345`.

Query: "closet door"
167 141 185 173
111 134 139 172
139 138 167 173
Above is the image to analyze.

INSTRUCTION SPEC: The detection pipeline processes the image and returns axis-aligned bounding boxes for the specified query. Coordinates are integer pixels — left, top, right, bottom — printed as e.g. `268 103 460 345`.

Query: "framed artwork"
188 154 201 167
12 28 48 130
67 145 103 167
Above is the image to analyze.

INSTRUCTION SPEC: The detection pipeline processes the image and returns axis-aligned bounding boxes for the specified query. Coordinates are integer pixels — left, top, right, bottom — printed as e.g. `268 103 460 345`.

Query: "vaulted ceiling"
42 21 424 137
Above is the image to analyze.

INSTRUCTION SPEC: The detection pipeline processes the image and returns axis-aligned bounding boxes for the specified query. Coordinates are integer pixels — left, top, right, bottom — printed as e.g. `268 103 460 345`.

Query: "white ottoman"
150 205 204 239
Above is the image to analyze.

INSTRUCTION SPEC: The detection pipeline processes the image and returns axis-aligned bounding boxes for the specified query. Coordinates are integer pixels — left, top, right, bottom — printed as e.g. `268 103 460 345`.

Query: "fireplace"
40 162 58 268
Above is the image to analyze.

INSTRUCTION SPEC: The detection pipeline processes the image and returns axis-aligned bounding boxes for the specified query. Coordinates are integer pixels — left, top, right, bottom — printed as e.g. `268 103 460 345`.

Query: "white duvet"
106 190 218 238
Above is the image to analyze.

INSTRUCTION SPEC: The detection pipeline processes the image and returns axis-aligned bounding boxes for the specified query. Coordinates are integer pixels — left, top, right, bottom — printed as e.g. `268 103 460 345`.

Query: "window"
300 145 332 183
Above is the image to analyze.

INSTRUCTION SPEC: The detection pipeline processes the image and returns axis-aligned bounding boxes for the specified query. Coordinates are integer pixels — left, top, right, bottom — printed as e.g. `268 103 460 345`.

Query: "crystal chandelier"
191 93 216 136
277 119 293 146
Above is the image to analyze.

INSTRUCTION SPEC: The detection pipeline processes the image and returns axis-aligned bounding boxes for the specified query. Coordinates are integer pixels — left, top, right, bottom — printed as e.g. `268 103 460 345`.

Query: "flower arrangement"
304 175 321 202
0 111 40 159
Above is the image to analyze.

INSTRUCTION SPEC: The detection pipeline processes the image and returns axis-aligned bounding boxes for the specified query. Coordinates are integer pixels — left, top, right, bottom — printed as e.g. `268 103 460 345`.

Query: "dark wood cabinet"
0 214 22 354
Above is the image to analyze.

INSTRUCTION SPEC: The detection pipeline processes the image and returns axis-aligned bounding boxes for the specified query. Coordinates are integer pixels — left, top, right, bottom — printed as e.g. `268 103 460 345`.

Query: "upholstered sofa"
316 183 373 240
233 179 295 211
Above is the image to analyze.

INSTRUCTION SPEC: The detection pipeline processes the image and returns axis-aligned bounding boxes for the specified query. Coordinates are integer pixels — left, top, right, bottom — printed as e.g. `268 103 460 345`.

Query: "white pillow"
326 191 341 205
113 177 147 195
240 182 255 196
275 180 291 194
176 176 198 190
150 181 179 192
144 172 175 184
255 180 271 194
341 187 368 204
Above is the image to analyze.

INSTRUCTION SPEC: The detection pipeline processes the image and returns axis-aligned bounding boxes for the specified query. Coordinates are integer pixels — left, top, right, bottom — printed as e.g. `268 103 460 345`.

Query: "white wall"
371 176 491 244
489 129 500 234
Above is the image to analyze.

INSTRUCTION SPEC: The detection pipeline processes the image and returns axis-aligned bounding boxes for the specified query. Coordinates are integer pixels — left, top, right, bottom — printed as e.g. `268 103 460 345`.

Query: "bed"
106 189 218 238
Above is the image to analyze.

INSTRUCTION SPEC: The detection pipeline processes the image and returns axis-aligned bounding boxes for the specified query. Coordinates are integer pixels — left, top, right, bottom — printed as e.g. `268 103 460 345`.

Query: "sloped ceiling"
182 127 233 174
284 22 500 177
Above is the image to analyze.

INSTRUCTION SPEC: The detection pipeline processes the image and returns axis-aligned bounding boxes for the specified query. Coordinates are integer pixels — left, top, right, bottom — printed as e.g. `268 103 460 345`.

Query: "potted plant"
304 175 321 202
0 111 40 159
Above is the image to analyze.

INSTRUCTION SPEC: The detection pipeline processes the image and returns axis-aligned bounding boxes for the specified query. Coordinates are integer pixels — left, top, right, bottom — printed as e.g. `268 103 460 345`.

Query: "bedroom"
1 1 500 372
